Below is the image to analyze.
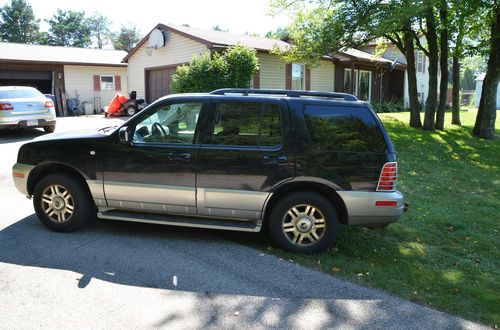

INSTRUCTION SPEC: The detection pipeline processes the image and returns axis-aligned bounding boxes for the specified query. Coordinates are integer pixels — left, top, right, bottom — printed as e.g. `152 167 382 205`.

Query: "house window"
417 51 425 74
291 63 304 90
100 75 115 91
357 70 372 102
344 69 357 95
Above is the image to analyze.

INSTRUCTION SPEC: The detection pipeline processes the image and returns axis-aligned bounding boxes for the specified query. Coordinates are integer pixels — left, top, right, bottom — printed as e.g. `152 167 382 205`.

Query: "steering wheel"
152 122 167 137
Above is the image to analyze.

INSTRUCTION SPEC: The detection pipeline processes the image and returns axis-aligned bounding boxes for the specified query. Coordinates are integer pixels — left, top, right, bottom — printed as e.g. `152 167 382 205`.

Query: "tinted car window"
303 105 386 152
133 102 202 144
0 89 44 99
210 102 282 147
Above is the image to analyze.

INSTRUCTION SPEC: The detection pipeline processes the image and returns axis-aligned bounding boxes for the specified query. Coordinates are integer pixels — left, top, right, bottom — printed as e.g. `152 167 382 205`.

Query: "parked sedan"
0 86 56 133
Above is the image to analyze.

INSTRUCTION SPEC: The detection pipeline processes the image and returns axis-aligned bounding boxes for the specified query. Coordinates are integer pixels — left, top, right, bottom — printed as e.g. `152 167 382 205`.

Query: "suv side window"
133 102 202 144
303 105 386 152
209 101 282 147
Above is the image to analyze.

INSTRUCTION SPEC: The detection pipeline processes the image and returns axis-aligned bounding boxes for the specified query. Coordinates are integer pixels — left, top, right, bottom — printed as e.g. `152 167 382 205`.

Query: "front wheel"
268 192 339 253
33 174 96 232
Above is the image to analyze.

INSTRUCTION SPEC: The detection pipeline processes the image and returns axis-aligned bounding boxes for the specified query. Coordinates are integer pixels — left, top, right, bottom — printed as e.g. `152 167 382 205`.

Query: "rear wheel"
44 125 55 133
33 174 96 232
126 106 136 116
268 192 339 253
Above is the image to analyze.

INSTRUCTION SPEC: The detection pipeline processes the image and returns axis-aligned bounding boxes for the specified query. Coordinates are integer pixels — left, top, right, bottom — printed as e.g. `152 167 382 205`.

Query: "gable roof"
123 23 291 63
0 42 127 67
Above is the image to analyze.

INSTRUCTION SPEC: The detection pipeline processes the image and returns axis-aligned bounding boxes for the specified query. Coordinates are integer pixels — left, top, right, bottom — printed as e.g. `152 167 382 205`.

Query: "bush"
172 44 259 93
371 99 407 113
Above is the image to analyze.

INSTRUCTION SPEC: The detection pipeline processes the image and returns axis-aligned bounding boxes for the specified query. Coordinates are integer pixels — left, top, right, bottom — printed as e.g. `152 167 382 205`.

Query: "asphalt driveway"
0 116 487 329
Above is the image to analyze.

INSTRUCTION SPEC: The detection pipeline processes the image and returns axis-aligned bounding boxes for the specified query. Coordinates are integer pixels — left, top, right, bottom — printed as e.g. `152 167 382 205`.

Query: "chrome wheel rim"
282 204 326 246
41 184 74 223
126 108 135 116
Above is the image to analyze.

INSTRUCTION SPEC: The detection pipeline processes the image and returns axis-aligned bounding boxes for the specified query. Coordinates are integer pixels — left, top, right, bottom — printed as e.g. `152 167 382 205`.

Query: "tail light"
376 162 397 191
0 103 14 111
45 101 54 109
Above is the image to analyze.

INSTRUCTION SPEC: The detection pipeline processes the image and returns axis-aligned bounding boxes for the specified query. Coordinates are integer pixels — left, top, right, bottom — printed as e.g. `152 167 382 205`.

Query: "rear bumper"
337 190 405 226
0 114 56 129
12 163 35 197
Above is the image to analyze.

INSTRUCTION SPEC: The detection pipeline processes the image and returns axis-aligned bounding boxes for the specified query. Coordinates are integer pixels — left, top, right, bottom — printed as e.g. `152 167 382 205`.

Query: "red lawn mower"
104 91 147 117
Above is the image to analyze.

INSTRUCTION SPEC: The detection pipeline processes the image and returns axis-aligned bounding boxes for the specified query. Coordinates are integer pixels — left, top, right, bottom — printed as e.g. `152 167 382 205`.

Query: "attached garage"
145 66 177 103
0 42 127 116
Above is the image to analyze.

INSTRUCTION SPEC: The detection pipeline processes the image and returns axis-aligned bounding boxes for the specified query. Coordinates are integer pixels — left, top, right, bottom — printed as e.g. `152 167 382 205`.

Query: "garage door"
0 70 53 94
146 67 177 103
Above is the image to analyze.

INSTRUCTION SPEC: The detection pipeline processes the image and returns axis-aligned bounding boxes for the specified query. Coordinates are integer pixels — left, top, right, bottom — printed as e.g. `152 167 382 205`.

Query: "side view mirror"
118 126 131 144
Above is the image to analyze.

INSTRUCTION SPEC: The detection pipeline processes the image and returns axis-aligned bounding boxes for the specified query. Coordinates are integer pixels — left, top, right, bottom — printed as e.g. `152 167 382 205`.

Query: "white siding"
127 32 208 98
475 78 500 109
311 60 335 92
258 53 286 89
63 65 127 112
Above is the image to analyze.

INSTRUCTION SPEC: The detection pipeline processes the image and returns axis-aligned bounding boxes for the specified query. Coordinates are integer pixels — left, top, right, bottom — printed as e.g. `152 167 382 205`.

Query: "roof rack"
210 88 358 101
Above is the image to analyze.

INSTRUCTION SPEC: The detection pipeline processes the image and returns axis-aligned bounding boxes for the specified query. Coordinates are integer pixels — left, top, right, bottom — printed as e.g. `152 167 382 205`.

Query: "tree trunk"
473 4 500 139
423 8 439 131
451 54 461 125
436 0 448 130
404 30 422 128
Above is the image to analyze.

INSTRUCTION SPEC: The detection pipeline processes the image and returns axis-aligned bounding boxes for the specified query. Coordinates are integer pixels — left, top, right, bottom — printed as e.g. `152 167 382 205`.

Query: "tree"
473 1 499 139
46 9 91 47
270 0 423 127
212 25 228 32
111 25 141 52
265 26 290 39
0 0 40 43
172 44 259 93
436 0 449 130
88 13 111 49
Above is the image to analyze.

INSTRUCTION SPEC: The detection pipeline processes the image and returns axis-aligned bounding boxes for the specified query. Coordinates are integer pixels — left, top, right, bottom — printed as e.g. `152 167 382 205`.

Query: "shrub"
371 99 407 113
172 44 259 93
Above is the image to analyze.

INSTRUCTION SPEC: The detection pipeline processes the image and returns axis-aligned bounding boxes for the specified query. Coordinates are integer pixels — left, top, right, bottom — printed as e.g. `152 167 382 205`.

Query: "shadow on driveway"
0 128 45 144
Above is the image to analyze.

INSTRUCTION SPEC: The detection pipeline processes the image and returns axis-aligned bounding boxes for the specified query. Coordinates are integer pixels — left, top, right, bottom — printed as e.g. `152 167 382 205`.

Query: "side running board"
97 210 262 232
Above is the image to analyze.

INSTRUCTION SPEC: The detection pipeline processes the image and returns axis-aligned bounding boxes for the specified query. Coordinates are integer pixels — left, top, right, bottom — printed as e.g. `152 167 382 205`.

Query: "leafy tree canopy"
0 0 40 43
88 13 111 49
111 25 141 52
46 9 91 47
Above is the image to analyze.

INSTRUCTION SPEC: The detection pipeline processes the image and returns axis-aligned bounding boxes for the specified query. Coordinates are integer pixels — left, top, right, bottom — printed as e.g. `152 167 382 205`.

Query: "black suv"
13 89 404 253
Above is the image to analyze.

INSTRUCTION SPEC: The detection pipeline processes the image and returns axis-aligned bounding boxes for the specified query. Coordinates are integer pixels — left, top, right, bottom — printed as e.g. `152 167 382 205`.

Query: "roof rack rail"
210 88 358 101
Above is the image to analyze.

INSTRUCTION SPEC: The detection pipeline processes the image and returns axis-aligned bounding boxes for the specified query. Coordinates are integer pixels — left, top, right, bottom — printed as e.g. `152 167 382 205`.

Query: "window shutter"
305 67 311 90
253 70 260 89
115 75 121 91
285 63 292 89
93 75 100 91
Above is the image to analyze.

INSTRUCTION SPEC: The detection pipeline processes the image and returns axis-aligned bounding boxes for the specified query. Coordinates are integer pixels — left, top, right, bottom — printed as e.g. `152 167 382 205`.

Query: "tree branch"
412 30 429 56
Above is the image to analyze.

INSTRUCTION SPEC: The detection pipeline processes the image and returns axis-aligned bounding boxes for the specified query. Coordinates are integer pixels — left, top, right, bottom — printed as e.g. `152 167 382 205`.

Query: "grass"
227 109 500 326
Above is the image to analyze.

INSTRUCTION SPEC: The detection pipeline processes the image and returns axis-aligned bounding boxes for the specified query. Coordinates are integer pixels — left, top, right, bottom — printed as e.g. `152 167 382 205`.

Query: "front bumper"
12 163 35 197
337 190 405 226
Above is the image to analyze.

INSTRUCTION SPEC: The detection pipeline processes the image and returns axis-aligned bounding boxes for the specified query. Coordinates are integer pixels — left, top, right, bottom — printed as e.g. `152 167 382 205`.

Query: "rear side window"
209 101 282 147
0 89 44 99
303 105 386 152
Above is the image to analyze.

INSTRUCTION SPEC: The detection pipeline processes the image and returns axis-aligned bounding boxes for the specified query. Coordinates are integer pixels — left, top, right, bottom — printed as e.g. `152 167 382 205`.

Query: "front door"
102 98 208 215
196 98 295 220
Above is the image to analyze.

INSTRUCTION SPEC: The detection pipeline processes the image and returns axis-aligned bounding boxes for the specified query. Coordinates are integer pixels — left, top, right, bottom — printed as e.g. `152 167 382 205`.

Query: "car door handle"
263 156 288 165
168 152 192 161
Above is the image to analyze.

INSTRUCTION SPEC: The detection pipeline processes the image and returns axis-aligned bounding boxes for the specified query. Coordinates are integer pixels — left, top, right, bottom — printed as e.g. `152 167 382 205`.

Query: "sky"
1 0 291 37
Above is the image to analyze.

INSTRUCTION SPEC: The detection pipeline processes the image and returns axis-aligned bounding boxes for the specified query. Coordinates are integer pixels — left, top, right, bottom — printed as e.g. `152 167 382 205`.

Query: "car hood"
33 129 107 142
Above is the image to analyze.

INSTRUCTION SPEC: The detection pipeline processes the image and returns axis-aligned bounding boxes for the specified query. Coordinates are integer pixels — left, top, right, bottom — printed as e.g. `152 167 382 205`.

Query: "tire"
44 125 55 133
268 192 339 253
125 106 136 116
33 174 96 232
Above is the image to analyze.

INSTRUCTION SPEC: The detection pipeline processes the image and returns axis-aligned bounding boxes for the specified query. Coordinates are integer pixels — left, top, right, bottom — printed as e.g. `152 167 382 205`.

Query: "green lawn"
228 110 500 326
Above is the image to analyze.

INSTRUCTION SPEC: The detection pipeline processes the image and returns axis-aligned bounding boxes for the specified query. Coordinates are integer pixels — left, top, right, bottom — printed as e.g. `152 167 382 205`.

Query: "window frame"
203 99 284 149
417 51 425 74
100 75 115 91
291 63 305 90
129 99 208 146
357 70 372 102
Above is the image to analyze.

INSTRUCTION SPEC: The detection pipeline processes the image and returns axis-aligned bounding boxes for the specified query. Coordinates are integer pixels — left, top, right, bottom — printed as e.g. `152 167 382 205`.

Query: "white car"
0 86 56 133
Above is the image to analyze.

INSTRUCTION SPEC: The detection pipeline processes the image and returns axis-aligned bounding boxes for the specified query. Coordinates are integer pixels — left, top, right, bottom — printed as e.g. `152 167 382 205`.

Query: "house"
475 73 500 109
125 24 428 107
0 42 128 116
361 42 437 108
